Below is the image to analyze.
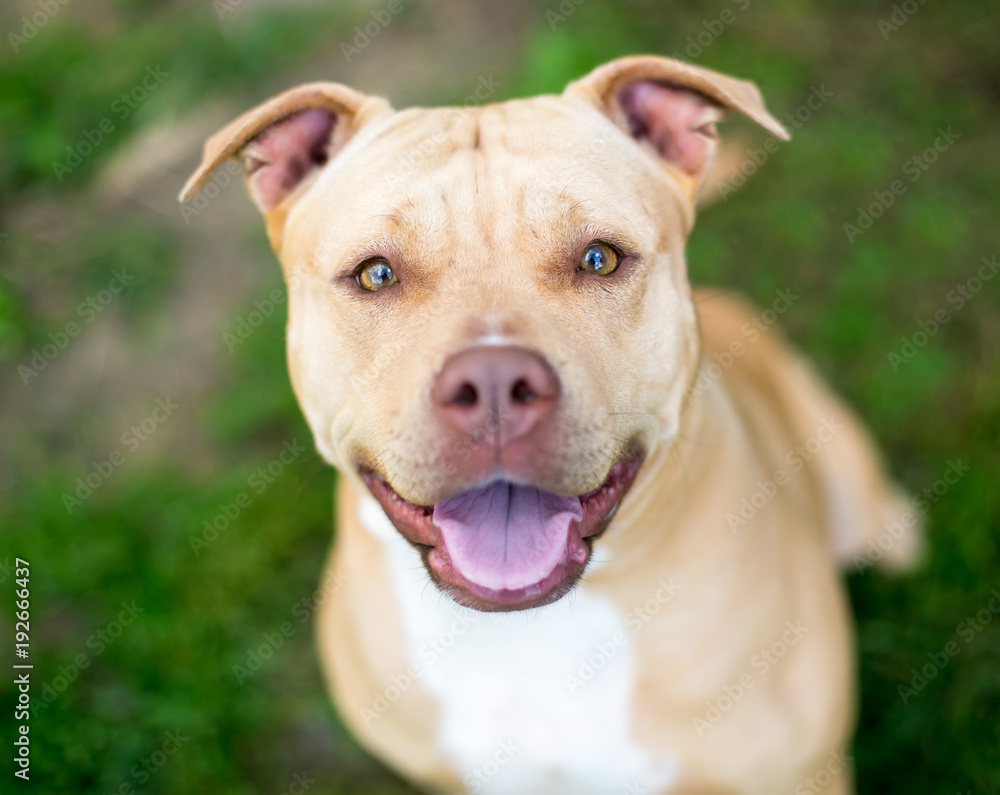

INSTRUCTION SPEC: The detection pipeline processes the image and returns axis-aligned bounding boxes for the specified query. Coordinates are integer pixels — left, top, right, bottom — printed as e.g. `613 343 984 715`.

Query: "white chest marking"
360 495 679 794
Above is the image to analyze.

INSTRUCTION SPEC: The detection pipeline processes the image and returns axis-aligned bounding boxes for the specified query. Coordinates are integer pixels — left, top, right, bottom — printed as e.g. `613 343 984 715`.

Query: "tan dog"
181 56 920 794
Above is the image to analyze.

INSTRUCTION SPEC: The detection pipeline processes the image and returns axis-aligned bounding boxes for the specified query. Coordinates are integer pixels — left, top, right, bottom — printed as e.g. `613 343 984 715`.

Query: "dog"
180 55 921 794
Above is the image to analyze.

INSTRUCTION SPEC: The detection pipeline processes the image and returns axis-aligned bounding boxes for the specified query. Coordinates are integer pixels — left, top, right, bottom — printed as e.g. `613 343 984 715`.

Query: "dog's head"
182 56 786 611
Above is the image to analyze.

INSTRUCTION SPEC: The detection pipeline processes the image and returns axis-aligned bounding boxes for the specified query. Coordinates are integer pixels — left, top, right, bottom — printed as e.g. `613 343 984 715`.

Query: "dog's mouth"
361 449 643 612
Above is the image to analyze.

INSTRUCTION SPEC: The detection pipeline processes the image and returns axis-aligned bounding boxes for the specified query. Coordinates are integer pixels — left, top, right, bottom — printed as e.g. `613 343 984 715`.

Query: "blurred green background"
1 0 997 792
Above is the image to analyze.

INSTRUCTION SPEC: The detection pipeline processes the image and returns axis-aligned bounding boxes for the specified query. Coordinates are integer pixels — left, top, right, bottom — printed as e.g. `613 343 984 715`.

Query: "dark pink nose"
433 346 559 445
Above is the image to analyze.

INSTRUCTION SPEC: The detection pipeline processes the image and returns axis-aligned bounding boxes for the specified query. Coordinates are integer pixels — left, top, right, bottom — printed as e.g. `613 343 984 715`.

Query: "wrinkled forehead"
287 96 689 264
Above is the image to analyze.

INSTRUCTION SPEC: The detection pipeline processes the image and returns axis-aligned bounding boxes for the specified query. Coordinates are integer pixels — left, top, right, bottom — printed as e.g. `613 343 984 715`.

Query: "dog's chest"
360 496 679 794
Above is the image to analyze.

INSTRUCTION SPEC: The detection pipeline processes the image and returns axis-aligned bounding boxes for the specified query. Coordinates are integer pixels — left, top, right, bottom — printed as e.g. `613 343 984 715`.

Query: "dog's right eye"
578 242 621 277
356 258 398 292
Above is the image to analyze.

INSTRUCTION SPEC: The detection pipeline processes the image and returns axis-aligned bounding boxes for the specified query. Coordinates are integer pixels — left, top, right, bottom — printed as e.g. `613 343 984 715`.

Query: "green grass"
2 0 998 792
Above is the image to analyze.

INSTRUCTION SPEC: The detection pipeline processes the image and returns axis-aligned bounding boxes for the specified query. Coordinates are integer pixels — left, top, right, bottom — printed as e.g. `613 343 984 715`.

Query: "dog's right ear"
179 82 391 242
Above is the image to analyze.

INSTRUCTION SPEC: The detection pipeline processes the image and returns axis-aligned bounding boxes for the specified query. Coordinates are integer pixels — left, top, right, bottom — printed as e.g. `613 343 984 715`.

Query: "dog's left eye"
356 258 398 292
579 242 621 276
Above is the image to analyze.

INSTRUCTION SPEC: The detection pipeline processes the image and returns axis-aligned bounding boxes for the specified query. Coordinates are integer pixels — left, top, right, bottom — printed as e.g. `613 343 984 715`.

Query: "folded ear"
179 82 391 222
564 55 789 202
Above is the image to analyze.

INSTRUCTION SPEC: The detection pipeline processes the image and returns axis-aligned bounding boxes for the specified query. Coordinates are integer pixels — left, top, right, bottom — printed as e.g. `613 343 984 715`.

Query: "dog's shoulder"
693 287 923 571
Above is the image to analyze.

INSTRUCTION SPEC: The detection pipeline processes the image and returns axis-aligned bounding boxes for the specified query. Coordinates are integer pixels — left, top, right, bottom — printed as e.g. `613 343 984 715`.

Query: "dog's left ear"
565 55 789 203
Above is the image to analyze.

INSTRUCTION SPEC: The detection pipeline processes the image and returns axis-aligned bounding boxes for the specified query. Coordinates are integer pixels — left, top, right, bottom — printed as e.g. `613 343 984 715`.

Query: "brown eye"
579 242 620 276
356 258 398 292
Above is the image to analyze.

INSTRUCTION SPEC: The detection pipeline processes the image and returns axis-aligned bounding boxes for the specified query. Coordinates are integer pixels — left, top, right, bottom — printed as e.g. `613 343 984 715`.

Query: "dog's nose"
433 346 559 444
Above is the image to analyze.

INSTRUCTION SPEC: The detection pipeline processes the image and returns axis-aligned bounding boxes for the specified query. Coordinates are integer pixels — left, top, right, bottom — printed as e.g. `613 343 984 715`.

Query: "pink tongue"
432 482 583 591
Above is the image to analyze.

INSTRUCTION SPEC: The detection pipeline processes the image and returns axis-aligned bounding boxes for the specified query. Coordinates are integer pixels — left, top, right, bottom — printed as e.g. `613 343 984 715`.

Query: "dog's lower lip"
360 449 643 610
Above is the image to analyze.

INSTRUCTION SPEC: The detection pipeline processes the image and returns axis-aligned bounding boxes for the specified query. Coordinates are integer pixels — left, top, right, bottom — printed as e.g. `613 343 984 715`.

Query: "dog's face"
183 57 786 611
